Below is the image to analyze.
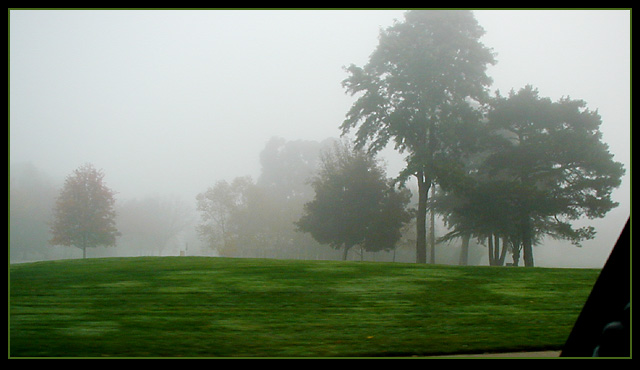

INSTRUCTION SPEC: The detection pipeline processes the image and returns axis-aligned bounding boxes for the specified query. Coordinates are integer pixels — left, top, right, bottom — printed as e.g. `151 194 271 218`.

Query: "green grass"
9 256 599 358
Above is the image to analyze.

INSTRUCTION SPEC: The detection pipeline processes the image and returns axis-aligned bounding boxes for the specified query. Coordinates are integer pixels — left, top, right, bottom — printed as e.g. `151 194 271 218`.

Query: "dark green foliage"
296 142 412 260
488 86 624 248
437 86 625 266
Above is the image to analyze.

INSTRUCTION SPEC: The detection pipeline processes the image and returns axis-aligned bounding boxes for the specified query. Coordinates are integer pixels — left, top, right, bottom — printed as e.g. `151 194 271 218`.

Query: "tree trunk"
428 185 436 264
415 172 429 264
511 238 521 266
487 234 494 265
498 236 508 266
489 234 507 266
493 234 500 264
522 237 534 267
521 215 535 267
342 245 352 261
459 233 470 265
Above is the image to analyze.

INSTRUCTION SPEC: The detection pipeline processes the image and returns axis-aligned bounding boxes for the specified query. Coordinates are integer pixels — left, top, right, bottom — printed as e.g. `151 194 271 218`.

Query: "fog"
9 9 630 267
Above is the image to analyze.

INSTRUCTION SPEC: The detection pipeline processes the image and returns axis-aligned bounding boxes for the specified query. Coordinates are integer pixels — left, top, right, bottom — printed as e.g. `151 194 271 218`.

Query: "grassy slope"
9 257 599 357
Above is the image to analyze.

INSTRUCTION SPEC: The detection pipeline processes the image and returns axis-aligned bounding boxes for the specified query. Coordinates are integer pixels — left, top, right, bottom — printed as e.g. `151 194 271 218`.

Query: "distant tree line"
195 137 339 260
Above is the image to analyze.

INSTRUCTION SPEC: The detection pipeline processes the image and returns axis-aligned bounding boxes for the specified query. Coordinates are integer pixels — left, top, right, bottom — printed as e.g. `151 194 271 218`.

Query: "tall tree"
49 164 120 258
484 86 625 266
296 141 412 260
341 10 496 263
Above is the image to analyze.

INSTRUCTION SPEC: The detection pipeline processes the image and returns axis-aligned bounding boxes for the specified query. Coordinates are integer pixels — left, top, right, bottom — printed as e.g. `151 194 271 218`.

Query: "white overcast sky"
9 9 630 267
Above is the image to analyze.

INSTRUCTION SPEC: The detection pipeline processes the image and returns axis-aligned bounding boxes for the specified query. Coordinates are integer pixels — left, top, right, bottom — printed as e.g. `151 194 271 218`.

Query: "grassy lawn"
9 256 599 358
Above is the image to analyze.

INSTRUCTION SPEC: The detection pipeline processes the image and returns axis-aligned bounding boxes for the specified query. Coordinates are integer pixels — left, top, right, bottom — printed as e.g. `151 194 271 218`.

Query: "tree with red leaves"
49 164 120 258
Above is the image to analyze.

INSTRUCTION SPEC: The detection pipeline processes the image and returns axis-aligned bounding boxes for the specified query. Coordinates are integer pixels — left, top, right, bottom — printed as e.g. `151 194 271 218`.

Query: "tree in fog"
485 86 625 266
254 137 337 259
296 142 412 260
341 10 496 263
195 176 253 256
433 86 624 267
435 179 516 266
448 86 625 267
49 164 120 258
197 176 295 258
257 137 329 203
196 138 337 260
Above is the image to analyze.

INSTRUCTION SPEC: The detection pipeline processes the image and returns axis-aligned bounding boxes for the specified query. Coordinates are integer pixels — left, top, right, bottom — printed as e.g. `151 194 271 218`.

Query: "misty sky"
9 9 630 267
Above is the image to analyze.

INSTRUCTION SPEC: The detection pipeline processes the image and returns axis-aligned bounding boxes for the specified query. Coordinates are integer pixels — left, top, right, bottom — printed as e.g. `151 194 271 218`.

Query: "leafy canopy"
341 10 496 184
483 86 625 245
296 142 412 258
49 163 119 255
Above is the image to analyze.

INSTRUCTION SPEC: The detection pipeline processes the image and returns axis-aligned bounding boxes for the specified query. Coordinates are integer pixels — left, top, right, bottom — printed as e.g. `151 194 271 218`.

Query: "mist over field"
9 9 630 267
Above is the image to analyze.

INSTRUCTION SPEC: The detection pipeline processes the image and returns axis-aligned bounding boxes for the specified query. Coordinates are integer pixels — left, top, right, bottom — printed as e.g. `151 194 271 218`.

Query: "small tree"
296 142 412 260
49 164 120 258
